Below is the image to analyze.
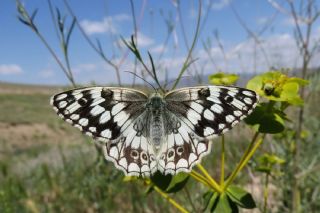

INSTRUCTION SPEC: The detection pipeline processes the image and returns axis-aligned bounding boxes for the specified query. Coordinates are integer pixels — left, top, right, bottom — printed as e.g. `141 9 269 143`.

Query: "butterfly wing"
50 87 157 176
103 112 158 177
158 112 211 175
157 86 258 175
165 86 259 138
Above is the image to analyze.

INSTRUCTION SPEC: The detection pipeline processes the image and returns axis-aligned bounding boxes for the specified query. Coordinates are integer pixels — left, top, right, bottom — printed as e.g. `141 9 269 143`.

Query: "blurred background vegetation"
1 0 320 212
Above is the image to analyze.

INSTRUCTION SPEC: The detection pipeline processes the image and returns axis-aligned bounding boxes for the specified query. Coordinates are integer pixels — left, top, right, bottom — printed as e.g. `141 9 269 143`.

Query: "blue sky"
1 0 319 86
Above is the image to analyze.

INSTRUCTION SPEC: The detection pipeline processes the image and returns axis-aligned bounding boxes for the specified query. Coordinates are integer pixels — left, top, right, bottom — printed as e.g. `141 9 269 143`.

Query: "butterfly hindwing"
165 86 259 138
158 115 211 175
50 87 148 142
103 115 158 177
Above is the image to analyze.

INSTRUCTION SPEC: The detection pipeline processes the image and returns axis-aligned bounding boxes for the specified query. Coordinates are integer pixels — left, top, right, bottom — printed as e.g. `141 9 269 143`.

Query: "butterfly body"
146 93 166 149
51 86 258 176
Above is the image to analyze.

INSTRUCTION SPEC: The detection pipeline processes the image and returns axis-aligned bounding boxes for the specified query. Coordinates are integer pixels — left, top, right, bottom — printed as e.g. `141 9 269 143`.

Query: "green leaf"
208 192 220 212
212 193 235 213
122 176 138 182
245 104 285 134
227 185 256 209
150 172 172 191
202 190 216 211
166 172 189 193
209 73 239 86
258 154 286 165
287 77 309 86
255 166 271 173
149 172 189 193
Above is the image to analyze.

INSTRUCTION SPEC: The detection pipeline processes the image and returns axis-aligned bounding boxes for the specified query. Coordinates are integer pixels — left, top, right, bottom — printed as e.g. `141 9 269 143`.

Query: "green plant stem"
189 170 212 188
63 0 122 86
223 133 265 190
184 188 197 212
171 0 201 90
197 164 222 193
152 184 189 213
220 135 225 187
263 173 270 213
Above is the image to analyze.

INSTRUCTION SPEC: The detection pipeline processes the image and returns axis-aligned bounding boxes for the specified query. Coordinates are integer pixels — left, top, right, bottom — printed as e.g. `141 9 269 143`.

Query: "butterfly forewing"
51 87 148 142
165 86 259 138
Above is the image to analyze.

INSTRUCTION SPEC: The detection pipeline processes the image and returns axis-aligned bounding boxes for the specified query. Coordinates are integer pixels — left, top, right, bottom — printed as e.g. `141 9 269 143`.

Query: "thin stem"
263 173 270 213
184 188 197 212
36 29 76 87
197 164 222 193
63 0 122 86
223 133 265 190
220 135 225 187
189 170 212 188
151 183 189 213
129 0 138 87
171 0 201 90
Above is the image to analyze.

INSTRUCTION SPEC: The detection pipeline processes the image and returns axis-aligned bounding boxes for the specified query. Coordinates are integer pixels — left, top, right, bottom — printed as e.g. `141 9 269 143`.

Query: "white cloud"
0 64 23 75
80 14 130 35
256 17 270 25
196 33 304 74
211 0 231 10
150 44 167 54
136 33 154 47
119 32 154 48
73 63 98 74
39 69 54 78
281 16 309 27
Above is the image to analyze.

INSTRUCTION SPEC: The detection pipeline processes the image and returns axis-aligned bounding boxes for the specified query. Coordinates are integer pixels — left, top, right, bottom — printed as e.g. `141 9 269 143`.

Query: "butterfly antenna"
125 71 157 91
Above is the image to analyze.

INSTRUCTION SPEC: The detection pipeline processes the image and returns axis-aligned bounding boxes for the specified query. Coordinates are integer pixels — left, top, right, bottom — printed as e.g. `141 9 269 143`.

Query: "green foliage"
247 71 308 105
254 154 285 175
203 186 255 212
208 73 239 86
245 103 286 134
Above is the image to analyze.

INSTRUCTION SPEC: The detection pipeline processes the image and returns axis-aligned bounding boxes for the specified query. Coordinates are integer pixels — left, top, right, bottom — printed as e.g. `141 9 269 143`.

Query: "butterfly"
50 86 258 177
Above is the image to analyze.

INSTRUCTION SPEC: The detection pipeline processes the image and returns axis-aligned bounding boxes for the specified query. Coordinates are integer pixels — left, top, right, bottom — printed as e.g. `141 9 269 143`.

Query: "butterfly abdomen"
150 110 164 148
148 94 166 149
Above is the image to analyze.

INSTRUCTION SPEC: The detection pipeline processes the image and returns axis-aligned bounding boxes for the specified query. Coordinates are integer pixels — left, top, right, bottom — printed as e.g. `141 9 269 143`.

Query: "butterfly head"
147 93 165 109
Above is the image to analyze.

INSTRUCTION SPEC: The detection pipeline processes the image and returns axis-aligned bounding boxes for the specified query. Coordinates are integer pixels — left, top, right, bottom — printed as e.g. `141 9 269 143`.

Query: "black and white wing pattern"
50 87 157 176
51 85 258 177
157 86 258 175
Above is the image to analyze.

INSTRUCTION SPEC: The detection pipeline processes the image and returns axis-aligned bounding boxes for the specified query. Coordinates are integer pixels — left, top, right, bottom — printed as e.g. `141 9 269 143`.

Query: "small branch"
171 0 202 90
189 170 212 188
220 135 225 187
197 164 223 193
146 180 189 213
223 133 265 190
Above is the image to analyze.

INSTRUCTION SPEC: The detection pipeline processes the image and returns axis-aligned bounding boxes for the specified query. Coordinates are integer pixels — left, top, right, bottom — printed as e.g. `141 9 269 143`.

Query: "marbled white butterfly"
50 86 258 177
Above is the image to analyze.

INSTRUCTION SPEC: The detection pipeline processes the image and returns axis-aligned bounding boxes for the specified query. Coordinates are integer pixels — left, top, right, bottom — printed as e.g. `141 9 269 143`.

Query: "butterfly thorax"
147 93 166 150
